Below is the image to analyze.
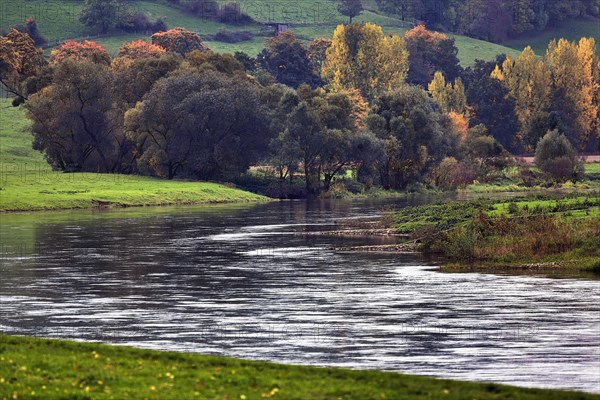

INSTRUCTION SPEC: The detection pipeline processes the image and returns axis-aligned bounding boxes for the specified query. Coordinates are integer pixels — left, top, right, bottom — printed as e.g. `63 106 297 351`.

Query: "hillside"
0 0 521 64
504 16 600 55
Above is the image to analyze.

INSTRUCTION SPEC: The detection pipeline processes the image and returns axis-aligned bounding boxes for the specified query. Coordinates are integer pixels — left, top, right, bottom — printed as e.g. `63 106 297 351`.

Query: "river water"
1 198 599 392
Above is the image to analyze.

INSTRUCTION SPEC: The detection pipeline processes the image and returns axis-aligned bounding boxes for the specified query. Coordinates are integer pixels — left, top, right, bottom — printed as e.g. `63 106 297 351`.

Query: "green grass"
0 0 522 64
389 194 600 233
504 17 600 56
585 162 600 180
488 196 600 217
0 101 269 211
1 334 597 400
386 194 600 271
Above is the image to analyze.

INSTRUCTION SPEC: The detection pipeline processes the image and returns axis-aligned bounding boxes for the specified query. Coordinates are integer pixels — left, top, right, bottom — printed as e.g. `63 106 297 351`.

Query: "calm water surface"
1 198 599 392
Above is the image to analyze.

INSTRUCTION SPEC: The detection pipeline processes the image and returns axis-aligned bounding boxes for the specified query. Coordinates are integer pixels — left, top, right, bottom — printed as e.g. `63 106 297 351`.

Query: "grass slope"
0 102 268 211
504 17 600 56
1 334 598 400
0 0 521 64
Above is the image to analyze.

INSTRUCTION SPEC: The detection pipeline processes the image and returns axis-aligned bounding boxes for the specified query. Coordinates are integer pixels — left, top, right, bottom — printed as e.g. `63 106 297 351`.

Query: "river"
1 197 599 392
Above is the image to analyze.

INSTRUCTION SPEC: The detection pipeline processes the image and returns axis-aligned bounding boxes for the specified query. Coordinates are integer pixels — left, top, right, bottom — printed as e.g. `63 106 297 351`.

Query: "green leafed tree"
366 85 457 189
27 59 127 173
124 71 270 180
79 0 120 34
535 129 583 183
338 0 364 23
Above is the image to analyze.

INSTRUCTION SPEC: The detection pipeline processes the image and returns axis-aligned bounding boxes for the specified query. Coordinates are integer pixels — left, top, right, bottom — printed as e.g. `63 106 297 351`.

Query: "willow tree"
322 23 409 102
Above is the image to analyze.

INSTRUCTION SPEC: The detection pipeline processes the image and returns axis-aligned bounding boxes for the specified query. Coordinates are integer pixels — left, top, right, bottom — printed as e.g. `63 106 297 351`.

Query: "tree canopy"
322 23 409 102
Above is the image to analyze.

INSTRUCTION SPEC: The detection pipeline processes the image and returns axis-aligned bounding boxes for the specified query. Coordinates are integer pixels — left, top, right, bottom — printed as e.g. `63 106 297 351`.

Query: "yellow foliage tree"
546 37 600 146
493 46 552 137
428 71 467 114
322 23 409 102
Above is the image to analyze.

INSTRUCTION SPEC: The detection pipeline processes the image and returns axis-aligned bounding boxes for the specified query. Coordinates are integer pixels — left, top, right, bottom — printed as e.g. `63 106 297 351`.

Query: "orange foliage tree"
448 111 469 141
404 25 461 86
117 40 165 60
50 40 111 65
0 29 46 99
151 28 208 56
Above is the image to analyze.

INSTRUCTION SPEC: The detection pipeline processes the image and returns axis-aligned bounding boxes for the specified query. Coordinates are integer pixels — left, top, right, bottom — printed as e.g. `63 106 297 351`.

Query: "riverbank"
384 194 600 272
0 103 269 212
1 334 597 400
0 171 270 212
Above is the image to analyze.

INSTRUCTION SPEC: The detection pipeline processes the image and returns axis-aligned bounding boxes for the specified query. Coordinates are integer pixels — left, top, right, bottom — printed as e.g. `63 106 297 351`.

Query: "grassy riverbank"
387 194 600 272
1 335 597 400
0 103 269 211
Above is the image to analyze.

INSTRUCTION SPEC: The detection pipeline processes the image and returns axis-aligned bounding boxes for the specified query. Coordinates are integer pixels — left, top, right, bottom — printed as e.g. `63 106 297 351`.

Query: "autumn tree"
183 50 246 76
257 31 320 88
116 39 166 61
404 25 462 86
428 71 467 114
0 29 46 100
50 40 111 65
27 59 128 172
546 37 600 148
151 28 209 56
322 23 409 102
491 46 552 147
338 0 364 23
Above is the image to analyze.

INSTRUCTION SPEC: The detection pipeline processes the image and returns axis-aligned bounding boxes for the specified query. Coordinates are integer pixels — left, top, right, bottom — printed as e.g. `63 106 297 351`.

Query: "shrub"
179 0 253 24
535 129 583 183
180 0 219 18
443 222 480 260
13 17 46 47
218 2 254 24
213 30 253 43
428 157 475 190
151 28 208 56
150 18 168 33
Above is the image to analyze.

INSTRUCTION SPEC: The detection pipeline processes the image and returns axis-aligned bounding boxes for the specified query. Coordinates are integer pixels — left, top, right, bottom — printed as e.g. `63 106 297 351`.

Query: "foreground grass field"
1 335 598 400
0 102 268 211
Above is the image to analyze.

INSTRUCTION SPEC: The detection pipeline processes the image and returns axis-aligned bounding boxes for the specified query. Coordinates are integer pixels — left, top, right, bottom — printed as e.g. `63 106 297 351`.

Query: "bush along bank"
384 194 600 272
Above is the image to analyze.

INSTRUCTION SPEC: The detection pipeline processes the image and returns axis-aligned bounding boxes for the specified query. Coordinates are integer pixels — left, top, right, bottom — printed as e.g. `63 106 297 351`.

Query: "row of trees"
491 39 600 151
79 0 168 34
375 0 599 42
1 23 596 195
